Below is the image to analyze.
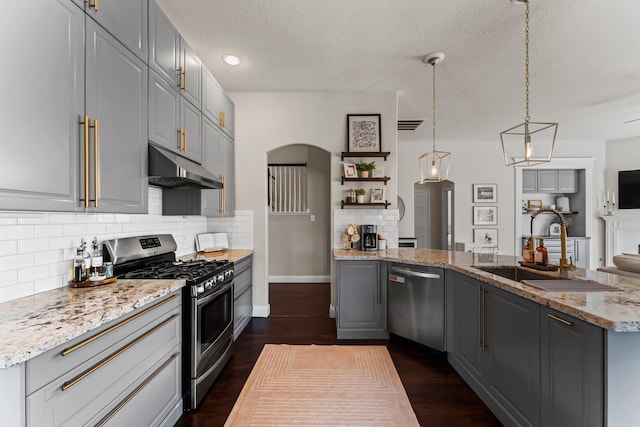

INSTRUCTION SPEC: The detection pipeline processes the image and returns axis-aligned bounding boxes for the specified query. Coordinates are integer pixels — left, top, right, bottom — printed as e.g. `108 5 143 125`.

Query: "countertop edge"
334 249 640 332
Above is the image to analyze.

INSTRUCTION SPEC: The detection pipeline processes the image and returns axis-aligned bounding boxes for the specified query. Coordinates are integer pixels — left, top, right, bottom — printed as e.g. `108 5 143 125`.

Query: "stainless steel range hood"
148 143 223 189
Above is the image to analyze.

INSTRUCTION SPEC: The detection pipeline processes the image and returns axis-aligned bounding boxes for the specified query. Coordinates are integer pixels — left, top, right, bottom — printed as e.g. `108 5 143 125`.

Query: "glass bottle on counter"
90 237 104 279
73 245 87 283
81 238 91 279
535 239 548 265
523 237 534 263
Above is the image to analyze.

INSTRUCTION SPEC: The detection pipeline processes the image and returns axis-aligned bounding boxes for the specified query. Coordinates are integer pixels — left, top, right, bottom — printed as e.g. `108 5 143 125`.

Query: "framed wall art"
346 114 381 152
371 188 385 203
473 183 497 203
343 163 357 178
473 228 498 245
473 206 498 225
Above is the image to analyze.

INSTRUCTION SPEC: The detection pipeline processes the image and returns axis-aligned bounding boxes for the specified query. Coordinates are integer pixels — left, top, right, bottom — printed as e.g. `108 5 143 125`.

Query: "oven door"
192 281 233 377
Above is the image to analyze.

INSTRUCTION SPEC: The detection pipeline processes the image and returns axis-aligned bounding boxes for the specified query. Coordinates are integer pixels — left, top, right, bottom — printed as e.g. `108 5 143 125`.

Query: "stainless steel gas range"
104 234 234 411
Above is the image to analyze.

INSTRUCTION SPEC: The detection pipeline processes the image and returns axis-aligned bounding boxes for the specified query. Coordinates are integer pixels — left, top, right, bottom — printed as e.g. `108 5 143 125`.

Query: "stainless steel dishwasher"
387 263 445 351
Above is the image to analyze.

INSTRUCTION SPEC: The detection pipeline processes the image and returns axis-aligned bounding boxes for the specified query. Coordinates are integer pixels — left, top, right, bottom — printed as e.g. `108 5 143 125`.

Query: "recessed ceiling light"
222 54 242 66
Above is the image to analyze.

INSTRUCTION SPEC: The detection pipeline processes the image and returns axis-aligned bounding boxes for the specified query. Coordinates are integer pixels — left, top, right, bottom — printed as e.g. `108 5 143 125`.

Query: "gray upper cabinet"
0 0 84 212
149 0 180 87
149 70 179 151
523 169 579 193
179 99 202 163
202 67 225 126
220 132 235 215
221 92 235 138
85 19 148 213
540 307 603 427
83 0 148 62
180 40 202 108
202 118 234 217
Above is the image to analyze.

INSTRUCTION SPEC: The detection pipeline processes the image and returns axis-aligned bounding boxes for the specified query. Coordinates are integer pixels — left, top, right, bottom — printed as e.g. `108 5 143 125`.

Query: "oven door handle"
196 281 232 306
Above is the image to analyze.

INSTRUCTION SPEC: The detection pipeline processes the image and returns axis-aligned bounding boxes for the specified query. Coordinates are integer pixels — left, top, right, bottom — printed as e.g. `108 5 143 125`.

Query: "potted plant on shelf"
356 161 376 178
356 189 366 204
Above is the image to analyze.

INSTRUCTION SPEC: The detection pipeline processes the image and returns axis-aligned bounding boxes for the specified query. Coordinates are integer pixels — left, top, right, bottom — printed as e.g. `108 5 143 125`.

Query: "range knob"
196 285 205 295
205 280 213 290
225 270 233 278
217 273 225 283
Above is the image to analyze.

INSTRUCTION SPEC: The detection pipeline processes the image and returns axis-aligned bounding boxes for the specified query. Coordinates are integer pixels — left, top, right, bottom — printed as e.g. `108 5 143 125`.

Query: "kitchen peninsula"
335 248 640 427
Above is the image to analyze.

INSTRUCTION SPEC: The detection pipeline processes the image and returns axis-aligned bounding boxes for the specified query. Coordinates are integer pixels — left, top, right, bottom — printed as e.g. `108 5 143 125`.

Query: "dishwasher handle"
390 267 440 280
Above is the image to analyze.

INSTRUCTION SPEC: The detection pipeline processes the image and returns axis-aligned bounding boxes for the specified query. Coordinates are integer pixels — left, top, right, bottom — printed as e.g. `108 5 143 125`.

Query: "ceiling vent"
397 119 424 131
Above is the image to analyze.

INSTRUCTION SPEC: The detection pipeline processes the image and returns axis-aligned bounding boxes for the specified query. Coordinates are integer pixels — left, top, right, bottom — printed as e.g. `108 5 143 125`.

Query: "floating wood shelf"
341 152 391 161
341 177 390 185
341 201 390 209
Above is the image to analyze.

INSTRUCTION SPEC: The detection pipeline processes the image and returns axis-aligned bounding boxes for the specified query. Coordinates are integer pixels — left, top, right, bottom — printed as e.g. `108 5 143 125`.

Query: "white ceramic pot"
356 195 365 203
359 171 369 178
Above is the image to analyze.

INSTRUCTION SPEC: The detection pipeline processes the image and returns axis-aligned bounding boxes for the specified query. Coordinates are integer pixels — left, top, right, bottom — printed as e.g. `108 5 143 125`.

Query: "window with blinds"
268 164 308 214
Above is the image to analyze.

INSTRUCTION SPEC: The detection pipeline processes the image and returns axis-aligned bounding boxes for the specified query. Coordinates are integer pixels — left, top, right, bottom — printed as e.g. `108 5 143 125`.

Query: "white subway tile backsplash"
0 271 18 287
34 224 64 238
16 213 49 225
34 276 64 294
0 225 35 240
0 241 17 257
62 224 87 237
18 239 51 254
0 282 34 302
18 265 50 283
0 254 34 272
49 213 76 224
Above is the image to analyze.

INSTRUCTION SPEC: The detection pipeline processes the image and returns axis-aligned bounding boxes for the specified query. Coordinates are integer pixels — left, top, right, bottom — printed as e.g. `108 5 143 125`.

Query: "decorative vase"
356 195 365 203
359 171 369 178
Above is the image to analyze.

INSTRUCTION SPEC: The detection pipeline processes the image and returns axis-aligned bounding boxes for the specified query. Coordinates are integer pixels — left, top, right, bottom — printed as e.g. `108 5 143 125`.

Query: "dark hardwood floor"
175 282 502 426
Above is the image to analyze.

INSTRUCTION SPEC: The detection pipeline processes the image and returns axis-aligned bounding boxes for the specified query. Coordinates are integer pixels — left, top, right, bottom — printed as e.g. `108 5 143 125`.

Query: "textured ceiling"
156 0 640 143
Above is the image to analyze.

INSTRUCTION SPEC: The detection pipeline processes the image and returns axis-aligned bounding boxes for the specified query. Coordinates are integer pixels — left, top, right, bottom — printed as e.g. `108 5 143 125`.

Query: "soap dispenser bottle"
73 245 87 283
90 237 103 278
535 239 548 265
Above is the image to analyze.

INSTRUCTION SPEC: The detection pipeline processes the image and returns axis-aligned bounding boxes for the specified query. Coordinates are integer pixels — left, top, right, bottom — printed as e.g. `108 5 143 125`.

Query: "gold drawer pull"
61 313 179 391
94 352 180 427
548 313 573 326
61 294 179 357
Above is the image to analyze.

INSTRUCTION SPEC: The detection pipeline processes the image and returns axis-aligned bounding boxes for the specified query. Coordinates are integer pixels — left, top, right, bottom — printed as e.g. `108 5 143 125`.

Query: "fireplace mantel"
601 215 640 265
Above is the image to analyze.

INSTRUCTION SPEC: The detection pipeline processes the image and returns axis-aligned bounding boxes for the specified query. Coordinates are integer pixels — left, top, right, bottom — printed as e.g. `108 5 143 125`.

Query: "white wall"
230 91 398 315
0 187 207 303
606 136 640 217
397 136 606 261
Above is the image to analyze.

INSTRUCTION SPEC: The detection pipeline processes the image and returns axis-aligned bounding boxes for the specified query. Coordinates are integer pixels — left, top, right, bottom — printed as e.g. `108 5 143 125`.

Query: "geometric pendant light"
500 0 558 167
419 52 451 182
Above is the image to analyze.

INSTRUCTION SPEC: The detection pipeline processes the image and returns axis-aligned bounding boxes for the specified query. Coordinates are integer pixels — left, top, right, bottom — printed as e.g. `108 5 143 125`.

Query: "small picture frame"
473 183 497 203
473 206 498 225
473 228 498 245
343 163 357 178
371 167 385 178
347 114 381 152
371 188 385 203
527 199 543 210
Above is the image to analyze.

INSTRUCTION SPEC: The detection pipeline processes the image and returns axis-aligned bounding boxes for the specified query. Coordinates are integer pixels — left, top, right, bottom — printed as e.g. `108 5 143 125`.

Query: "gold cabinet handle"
88 0 98 11
219 110 225 127
92 119 99 208
548 313 573 327
61 313 180 391
61 294 179 357
95 352 180 427
83 115 90 208
183 129 187 153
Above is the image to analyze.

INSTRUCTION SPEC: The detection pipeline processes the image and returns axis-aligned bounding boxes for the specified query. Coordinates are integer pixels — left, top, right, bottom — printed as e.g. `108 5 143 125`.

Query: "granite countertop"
0 278 185 369
179 249 253 263
334 248 640 332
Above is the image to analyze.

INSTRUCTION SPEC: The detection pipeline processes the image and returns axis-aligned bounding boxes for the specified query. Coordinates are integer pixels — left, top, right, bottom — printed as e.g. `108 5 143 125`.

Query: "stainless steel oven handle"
195 281 233 307
391 267 440 280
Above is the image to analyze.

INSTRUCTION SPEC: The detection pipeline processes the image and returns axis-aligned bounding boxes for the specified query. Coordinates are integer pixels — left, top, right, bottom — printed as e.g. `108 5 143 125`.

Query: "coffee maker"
359 225 378 251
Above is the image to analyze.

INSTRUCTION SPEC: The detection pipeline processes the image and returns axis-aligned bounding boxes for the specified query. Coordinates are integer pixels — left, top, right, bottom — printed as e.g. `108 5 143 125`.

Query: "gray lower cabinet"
336 260 388 339
25 291 183 427
540 307 603 427
83 0 148 62
233 255 253 340
448 272 540 427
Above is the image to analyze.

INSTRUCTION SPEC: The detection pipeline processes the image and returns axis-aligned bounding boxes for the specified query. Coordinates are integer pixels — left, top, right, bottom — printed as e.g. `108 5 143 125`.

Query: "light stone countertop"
0 279 185 369
179 249 253 263
334 248 640 332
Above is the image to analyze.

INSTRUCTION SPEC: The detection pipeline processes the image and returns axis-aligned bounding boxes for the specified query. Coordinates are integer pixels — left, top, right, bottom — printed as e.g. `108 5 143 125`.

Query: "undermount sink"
474 266 620 292
474 266 557 282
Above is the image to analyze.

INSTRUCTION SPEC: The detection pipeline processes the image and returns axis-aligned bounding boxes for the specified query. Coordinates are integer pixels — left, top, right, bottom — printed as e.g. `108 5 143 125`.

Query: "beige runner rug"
224 344 419 426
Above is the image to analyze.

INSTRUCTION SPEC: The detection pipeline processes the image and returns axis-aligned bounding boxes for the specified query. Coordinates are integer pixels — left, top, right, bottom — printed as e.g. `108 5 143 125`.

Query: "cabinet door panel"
85 21 148 213
202 117 222 216
537 170 558 192
149 70 179 151
181 40 202 107
486 287 540 427
338 261 381 329
558 170 578 193
85 0 148 61
221 93 235 137
149 0 180 87
522 170 537 193
202 67 224 126
179 99 202 163
0 0 83 211
451 273 483 378
220 132 235 215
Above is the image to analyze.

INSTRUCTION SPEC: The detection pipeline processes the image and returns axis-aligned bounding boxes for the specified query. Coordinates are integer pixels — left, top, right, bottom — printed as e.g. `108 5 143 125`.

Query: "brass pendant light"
419 52 451 182
500 0 557 167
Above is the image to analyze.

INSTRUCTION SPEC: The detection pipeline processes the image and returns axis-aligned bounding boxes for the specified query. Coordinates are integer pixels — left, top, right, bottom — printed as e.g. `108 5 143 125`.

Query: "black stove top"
120 259 231 285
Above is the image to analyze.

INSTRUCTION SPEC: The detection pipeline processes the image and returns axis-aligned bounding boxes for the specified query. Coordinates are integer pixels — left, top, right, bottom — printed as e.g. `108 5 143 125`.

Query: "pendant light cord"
432 61 437 152
524 0 530 123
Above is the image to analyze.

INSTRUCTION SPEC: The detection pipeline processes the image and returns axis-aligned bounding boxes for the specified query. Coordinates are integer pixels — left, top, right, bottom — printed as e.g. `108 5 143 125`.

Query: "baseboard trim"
268 275 330 283
252 305 270 318
329 304 336 318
